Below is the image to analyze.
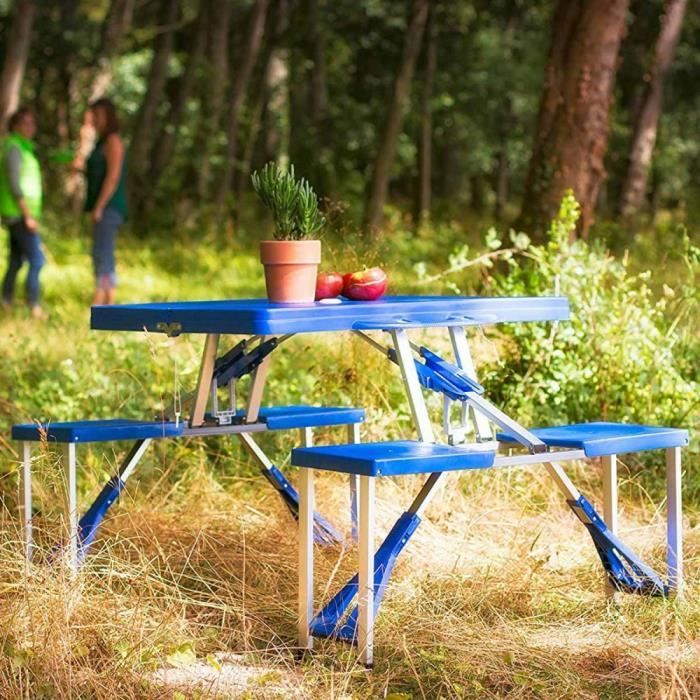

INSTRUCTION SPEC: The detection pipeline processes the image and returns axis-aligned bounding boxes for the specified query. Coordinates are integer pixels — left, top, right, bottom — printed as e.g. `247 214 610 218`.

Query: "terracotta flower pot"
260 239 321 303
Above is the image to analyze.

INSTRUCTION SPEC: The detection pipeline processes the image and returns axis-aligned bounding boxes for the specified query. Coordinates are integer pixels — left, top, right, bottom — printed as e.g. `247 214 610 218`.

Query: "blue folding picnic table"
13 295 688 667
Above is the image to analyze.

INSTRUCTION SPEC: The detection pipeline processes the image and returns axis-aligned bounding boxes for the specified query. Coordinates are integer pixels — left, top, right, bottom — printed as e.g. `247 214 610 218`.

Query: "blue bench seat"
292 440 496 477
12 406 364 445
248 406 364 430
497 422 689 458
12 419 184 444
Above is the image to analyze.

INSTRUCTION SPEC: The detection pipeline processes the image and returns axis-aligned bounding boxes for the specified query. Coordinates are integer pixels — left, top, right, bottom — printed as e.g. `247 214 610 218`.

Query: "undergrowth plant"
415 190 699 497
251 162 325 240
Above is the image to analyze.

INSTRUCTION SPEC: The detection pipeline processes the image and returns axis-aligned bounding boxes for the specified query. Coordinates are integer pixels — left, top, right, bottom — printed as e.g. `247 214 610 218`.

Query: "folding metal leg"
666 446 683 596
357 475 375 667
65 443 78 575
75 439 151 563
602 454 618 597
347 423 360 541
238 432 341 545
190 333 220 427
390 330 434 443
298 460 314 650
245 336 272 424
22 442 32 563
449 326 492 441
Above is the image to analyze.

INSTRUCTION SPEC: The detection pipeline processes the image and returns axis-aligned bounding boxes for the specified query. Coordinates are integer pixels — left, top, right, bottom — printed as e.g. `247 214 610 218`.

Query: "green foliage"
478 191 699 478
410 190 698 498
296 177 326 238
251 162 325 240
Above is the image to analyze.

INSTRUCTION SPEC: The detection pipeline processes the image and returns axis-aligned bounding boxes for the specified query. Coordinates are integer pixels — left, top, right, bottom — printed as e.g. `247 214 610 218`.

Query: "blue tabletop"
90 295 570 336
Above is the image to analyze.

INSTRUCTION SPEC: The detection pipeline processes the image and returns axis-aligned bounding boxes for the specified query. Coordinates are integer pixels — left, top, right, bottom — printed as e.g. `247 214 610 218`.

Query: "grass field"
0 216 697 699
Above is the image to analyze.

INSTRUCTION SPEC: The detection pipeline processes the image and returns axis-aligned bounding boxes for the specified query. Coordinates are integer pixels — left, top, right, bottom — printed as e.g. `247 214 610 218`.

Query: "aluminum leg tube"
66 443 78 575
298 455 314 649
190 333 220 427
347 423 361 541
666 446 683 596
245 336 273 423
22 442 32 563
357 475 375 667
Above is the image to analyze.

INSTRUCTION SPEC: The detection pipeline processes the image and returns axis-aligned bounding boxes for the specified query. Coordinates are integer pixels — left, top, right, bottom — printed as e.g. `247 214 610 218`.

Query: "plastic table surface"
90 295 570 336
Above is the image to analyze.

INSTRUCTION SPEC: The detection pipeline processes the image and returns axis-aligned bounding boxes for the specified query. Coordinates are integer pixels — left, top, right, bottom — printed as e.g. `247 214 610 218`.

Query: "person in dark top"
83 98 127 306
0 108 45 319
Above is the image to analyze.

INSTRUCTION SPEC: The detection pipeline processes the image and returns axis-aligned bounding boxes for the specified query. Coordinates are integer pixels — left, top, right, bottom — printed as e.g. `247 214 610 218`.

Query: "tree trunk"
416 5 436 226
364 0 429 233
470 174 486 213
307 0 327 129
518 0 630 237
233 68 268 208
214 0 270 209
0 0 36 131
233 30 278 208
304 0 331 191
67 0 134 206
129 0 180 199
494 99 514 221
262 37 290 166
89 0 135 102
619 0 687 219
494 150 509 220
195 0 234 200
149 1 208 188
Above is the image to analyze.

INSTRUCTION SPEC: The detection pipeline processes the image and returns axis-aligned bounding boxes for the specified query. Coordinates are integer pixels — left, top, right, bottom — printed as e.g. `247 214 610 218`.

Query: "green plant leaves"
251 162 326 240
165 642 197 669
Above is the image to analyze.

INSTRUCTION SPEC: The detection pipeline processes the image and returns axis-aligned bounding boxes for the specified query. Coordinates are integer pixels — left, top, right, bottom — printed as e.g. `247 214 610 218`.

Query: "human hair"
8 107 34 132
89 97 120 136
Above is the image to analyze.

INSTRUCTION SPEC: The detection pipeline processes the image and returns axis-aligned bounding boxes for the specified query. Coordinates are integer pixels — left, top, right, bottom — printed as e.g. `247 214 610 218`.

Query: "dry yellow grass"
0 449 697 699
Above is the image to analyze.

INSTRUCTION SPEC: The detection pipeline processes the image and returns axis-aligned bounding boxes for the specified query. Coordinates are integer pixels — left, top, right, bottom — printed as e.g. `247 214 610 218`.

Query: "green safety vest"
0 133 42 219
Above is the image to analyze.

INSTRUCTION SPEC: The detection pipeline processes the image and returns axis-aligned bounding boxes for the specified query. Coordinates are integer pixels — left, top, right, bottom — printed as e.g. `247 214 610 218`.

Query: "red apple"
343 267 388 301
342 272 354 296
315 271 344 300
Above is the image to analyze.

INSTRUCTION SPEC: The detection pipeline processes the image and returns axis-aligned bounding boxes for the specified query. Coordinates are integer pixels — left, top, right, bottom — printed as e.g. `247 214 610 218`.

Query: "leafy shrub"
417 191 699 496
480 192 698 488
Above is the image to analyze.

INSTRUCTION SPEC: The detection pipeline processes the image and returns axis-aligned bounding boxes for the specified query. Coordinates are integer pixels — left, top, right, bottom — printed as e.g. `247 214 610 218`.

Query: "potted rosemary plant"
252 163 325 303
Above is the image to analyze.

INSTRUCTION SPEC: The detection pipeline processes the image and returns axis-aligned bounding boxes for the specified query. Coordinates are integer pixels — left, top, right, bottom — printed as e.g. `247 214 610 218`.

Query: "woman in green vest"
0 107 45 319
83 98 127 306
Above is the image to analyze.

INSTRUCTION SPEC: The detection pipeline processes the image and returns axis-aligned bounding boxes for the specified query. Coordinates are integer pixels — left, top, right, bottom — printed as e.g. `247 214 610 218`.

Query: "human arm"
92 134 124 223
5 145 37 230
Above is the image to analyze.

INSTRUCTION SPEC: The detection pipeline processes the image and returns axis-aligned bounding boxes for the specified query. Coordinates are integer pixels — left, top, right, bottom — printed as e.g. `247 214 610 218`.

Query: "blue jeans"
92 207 123 289
2 219 45 306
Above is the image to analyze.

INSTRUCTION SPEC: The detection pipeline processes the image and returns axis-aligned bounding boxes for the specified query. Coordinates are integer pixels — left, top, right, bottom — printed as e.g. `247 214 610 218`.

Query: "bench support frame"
298 428 314 651
602 454 619 597
666 446 683 595
302 324 685 665
22 442 32 564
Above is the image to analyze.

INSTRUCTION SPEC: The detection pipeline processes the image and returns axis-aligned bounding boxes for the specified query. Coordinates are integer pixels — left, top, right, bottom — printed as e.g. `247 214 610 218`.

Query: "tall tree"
307 0 328 132
67 0 134 205
364 0 430 232
619 0 687 218
214 0 270 209
519 0 631 237
89 0 135 101
195 0 234 200
416 5 436 224
261 0 289 164
129 0 180 199
0 0 36 130
232 17 279 206
149 1 208 188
